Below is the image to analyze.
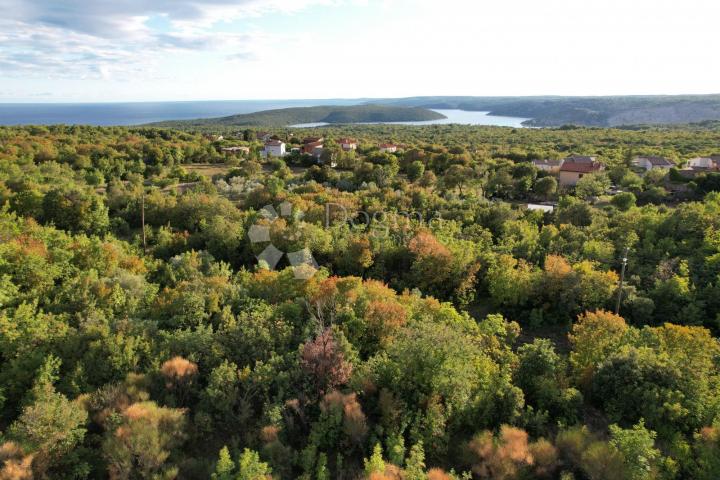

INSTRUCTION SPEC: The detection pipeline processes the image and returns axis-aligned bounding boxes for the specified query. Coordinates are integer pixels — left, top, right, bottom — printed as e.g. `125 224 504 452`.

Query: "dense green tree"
575 172 611 200
41 187 109 234
8 357 88 478
609 421 664 480
534 176 557 200
612 191 637 211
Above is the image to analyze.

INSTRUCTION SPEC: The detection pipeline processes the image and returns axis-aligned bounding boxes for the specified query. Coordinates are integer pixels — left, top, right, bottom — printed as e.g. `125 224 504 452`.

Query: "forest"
1 123 720 479
150 106 445 128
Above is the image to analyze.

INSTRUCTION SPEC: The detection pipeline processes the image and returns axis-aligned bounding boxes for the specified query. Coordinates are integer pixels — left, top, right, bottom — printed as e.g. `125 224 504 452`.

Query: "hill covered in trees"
1 123 720 479
150 104 446 127
372 94 720 127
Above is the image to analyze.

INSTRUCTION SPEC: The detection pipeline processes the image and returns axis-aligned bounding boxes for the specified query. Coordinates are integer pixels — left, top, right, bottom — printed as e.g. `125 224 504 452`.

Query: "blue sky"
1 0 719 102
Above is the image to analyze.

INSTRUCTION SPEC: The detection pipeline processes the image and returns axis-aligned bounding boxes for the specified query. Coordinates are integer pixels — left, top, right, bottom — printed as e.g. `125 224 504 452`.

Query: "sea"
0 100 528 128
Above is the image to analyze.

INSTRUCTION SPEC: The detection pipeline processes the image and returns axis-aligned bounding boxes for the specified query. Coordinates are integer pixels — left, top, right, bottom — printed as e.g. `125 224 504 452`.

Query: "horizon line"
3 92 720 105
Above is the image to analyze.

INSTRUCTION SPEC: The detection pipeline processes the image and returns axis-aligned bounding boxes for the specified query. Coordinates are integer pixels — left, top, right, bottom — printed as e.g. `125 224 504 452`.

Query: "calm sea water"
0 102 528 128
290 109 529 128
0 99 363 126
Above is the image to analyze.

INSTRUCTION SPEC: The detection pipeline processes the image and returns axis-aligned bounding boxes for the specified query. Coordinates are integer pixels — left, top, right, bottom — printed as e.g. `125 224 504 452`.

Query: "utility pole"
141 188 147 254
615 247 629 314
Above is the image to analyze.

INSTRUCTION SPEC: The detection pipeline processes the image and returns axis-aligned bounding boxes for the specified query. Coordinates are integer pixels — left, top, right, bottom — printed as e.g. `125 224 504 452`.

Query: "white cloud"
1 0 719 100
0 0 337 37
0 0 331 81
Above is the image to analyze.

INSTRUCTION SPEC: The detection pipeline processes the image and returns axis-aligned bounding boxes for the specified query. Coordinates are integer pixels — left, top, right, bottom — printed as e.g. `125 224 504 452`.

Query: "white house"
337 138 358 151
221 146 250 155
633 156 674 171
379 143 398 153
263 140 286 157
687 156 720 170
526 203 554 213
532 159 564 173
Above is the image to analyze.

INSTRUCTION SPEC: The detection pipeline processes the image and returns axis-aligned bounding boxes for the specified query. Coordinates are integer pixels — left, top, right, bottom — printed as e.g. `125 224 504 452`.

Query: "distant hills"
370 95 720 127
149 104 446 127
146 95 720 128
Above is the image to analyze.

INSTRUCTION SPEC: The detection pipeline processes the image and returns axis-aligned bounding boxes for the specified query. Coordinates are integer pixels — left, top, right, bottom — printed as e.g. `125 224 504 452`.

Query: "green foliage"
612 191 637 211
534 175 557 200
515 339 581 427
609 420 662 480
8 357 88 477
212 446 236 480
153 105 445 127
404 442 427 480
236 448 271 480
407 160 426 181
2 123 720 478
575 172 611 200
364 443 385 476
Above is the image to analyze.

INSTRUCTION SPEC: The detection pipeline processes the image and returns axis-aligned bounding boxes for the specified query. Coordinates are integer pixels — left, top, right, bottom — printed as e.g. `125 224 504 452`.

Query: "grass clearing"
184 163 232 178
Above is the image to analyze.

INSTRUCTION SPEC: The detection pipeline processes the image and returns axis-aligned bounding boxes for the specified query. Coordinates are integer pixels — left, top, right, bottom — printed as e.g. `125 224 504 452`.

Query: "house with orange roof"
337 138 358 151
559 156 604 186
379 143 398 153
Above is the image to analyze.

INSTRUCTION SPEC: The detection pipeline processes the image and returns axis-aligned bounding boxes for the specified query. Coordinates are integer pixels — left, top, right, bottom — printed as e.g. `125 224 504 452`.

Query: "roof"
532 159 563 167
303 136 323 143
527 203 554 212
256 131 271 138
636 156 674 166
337 138 357 144
379 143 397 148
560 161 603 173
564 155 597 163
688 156 720 168
265 140 284 146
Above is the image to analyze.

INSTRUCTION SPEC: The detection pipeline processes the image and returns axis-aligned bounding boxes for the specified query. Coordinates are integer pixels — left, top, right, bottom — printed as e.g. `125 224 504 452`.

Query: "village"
208 132 720 201
210 131 397 167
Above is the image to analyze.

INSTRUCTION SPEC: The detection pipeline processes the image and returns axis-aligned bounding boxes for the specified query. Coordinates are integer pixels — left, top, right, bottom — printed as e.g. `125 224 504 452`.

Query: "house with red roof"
379 143 398 153
559 156 604 187
302 137 324 156
337 138 358 151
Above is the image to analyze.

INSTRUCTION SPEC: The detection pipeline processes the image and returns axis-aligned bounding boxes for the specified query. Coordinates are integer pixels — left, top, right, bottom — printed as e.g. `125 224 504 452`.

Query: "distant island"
371 94 720 127
149 104 446 127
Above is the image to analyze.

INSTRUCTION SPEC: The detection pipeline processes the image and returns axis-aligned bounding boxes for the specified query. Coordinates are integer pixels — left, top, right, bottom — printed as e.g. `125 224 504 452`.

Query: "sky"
0 0 719 102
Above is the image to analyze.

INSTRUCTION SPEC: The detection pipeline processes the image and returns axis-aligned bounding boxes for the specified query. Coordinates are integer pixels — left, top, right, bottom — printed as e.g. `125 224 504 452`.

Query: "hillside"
371 94 720 126
149 104 446 127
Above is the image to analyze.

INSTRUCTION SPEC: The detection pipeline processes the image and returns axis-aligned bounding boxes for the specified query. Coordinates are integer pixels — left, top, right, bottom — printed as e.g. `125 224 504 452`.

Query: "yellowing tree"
569 310 630 388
